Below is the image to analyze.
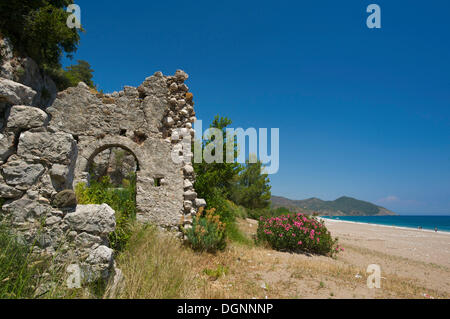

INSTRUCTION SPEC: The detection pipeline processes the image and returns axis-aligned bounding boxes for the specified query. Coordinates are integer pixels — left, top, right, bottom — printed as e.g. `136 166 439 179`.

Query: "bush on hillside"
257 213 342 256
184 207 227 253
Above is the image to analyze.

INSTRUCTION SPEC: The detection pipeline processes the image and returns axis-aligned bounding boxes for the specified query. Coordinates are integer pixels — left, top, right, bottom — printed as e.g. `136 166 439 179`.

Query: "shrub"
203 264 228 280
184 207 226 253
75 175 136 252
257 213 341 256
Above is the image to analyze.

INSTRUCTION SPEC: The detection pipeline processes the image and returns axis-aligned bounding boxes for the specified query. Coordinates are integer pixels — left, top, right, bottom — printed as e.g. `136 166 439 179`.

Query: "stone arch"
86 143 140 174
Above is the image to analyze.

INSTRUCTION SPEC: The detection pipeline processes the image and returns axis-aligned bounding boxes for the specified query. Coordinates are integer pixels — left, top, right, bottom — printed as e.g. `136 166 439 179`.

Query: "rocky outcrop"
0 78 37 106
6 105 48 130
0 37 57 108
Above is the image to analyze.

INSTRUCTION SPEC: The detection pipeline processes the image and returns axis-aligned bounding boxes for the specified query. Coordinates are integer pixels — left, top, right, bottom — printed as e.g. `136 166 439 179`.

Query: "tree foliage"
0 1 94 91
193 115 242 215
64 60 95 88
193 115 273 223
0 1 81 68
231 158 271 210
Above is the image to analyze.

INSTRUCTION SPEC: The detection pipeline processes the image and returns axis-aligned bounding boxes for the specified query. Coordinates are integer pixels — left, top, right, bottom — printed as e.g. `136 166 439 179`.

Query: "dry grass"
114 224 195 299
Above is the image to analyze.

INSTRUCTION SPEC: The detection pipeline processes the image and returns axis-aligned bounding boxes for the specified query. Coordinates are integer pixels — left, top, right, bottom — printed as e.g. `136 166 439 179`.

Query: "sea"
320 215 450 233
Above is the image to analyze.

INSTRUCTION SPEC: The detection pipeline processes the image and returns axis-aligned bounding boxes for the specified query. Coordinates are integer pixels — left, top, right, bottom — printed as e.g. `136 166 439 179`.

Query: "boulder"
49 164 72 191
83 245 114 282
183 179 193 189
0 174 23 198
1 158 45 190
0 78 36 105
75 232 103 248
183 200 193 211
52 190 77 209
86 245 114 265
183 190 197 201
171 130 180 142
6 105 49 130
45 216 62 226
174 70 189 82
195 198 207 208
183 164 194 175
63 204 116 237
165 116 174 127
2 196 50 223
17 131 77 165
0 133 15 162
0 36 57 107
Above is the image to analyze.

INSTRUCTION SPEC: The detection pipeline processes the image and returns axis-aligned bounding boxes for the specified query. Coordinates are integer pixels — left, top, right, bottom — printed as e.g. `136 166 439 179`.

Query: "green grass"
226 221 253 246
203 264 229 280
0 223 39 298
223 201 253 246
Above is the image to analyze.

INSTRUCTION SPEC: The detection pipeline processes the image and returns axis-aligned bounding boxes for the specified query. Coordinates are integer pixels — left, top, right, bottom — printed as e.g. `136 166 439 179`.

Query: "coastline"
319 217 450 235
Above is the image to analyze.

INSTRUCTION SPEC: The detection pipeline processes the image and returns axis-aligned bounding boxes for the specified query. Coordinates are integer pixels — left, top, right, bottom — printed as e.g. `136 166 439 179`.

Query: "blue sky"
63 0 450 214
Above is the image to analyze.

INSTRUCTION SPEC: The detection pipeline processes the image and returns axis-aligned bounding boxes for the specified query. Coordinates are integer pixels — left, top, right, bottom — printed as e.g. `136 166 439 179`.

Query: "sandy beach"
195 217 450 299
323 218 450 267
322 219 450 297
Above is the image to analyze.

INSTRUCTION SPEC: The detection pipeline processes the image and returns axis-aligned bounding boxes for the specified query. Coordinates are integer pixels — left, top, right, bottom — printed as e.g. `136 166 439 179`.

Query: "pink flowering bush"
257 213 340 256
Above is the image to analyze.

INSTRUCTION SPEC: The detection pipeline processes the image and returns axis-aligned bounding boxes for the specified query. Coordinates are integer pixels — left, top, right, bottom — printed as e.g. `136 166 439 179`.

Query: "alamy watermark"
66 4 81 29
367 264 381 288
66 264 81 289
170 120 280 175
366 4 381 29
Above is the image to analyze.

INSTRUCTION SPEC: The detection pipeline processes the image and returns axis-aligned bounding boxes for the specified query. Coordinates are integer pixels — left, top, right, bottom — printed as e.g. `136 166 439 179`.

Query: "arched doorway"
88 146 139 187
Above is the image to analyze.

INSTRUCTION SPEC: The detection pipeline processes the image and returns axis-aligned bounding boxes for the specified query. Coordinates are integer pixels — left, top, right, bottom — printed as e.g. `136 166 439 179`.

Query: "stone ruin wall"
48 70 204 229
0 61 204 286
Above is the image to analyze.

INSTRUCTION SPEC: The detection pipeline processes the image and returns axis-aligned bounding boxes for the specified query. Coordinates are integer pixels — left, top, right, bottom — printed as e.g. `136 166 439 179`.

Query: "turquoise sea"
321 215 450 233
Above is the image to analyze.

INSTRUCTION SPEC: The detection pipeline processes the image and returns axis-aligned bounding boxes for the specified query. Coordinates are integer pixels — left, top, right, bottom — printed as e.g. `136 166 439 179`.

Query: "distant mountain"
271 195 396 216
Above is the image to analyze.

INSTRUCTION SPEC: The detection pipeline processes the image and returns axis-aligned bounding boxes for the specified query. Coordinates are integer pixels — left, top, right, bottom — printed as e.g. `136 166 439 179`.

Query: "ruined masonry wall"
47 70 205 229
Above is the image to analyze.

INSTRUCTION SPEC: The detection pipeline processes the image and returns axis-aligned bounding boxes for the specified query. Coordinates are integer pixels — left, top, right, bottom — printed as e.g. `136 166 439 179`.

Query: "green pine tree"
64 60 95 88
232 155 272 210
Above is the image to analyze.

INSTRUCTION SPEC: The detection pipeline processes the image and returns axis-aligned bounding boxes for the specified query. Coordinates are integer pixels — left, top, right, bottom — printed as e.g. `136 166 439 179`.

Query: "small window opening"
132 131 147 144
154 177 163 187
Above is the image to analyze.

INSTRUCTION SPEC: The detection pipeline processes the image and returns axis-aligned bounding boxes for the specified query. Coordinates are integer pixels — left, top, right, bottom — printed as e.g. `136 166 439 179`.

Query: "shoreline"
319 217 450 235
